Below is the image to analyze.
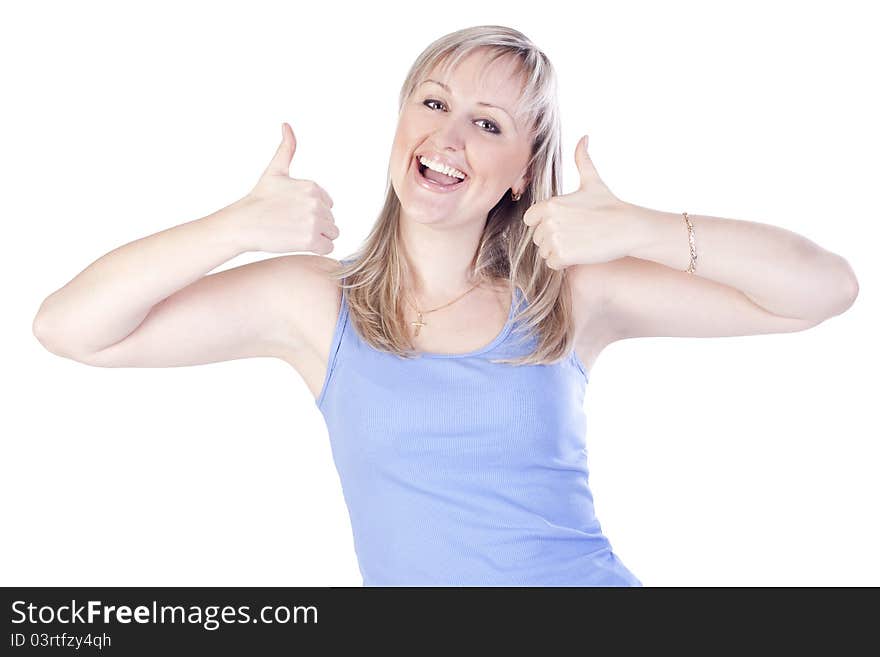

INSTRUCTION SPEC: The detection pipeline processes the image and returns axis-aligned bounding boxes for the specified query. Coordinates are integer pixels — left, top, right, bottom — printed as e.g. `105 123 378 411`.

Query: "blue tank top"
315 271 643 587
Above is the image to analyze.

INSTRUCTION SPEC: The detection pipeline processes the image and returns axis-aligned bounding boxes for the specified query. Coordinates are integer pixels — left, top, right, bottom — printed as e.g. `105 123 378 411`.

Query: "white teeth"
418 155 466 180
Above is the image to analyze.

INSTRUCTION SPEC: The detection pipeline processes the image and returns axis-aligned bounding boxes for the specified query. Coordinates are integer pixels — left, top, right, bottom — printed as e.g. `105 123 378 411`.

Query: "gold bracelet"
682 211 697 274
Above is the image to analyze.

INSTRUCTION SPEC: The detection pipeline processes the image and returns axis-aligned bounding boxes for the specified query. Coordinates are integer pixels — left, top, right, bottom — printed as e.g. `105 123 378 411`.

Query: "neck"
398 213 486 303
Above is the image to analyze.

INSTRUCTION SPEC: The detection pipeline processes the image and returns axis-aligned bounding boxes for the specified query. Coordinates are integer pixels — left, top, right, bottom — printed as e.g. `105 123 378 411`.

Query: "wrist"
208 196 259 255
628 205 686 267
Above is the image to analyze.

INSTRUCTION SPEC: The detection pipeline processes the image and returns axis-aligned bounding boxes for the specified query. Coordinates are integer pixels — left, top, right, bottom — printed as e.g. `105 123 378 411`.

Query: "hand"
522 135 650 271
238 122 340 254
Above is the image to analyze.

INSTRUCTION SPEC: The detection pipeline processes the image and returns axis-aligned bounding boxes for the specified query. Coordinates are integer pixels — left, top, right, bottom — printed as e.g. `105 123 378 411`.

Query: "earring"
512 190 522 202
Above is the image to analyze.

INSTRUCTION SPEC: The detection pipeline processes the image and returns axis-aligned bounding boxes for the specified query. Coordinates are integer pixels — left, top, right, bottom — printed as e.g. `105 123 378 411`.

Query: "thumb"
575 134 604 190
263 122 297 178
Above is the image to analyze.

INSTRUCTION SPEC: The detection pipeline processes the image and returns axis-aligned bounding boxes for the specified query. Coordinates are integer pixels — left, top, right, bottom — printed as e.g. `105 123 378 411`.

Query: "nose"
429 116 468 152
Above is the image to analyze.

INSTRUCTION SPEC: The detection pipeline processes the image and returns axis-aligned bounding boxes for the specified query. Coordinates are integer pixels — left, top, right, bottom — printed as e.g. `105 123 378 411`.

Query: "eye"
423 99 501 135
475 119 501 134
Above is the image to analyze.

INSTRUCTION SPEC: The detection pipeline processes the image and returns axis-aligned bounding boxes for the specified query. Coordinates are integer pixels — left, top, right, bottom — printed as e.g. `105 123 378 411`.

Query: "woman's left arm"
628 206 860 320
523 135 860 326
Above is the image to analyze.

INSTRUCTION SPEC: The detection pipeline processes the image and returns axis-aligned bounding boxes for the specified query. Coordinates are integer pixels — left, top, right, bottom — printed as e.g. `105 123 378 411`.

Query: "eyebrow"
419 79 516 127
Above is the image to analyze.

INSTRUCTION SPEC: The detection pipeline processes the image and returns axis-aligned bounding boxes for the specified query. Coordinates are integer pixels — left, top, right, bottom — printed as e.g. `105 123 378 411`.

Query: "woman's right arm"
32 122 340 367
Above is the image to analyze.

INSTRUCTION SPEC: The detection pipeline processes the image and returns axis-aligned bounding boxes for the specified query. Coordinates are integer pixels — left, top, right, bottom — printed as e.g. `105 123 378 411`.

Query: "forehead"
423 50 527 108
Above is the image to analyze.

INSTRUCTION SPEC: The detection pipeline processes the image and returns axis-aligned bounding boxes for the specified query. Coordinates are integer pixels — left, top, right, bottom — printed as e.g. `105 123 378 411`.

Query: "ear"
513 169 530 196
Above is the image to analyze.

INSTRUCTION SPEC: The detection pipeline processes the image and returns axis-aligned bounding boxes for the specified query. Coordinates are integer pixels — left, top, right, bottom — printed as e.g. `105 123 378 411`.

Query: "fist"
240 122 340 254
523 135 645 271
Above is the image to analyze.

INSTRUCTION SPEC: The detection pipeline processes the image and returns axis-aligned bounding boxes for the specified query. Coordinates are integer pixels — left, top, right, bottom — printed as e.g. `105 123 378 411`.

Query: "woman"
32 26 859 586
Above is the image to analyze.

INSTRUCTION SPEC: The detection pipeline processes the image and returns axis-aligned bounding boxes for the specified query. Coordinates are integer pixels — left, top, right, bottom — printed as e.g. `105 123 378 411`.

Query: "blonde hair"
325 24 577 366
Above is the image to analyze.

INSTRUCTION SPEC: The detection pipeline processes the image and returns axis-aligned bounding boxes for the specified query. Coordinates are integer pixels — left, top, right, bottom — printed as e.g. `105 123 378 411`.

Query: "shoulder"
261 253 343 304
261 254 344 354
266 253 342 276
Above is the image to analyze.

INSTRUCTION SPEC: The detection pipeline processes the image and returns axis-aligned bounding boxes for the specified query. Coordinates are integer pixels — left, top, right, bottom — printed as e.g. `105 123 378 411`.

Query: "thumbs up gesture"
240 122 340 254
521 135 650 271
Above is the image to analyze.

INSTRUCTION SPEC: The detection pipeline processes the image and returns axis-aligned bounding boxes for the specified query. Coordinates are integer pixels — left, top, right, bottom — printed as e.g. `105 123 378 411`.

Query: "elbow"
834 259 859 316
845 277 859 311
814 254 859 318
32 303 82 361
823 281 858 319
32 293 61 347
32 316 73 359
845 268 859 304
33 303 114 367
32 305 60 353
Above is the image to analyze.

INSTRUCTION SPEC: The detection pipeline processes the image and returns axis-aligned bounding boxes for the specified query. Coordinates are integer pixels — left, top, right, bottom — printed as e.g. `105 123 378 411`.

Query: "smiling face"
390 48 532 228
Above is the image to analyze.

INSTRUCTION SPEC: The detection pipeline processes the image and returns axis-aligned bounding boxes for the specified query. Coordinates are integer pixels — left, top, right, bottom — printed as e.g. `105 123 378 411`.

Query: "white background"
2 0 876 586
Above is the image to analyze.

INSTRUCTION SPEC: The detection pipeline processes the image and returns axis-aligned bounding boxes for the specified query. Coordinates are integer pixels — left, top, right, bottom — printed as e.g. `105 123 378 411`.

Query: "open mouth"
414 155 468 190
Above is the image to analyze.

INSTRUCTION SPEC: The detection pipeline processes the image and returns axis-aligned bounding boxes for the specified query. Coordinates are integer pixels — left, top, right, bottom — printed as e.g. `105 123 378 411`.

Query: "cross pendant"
410 312 427 337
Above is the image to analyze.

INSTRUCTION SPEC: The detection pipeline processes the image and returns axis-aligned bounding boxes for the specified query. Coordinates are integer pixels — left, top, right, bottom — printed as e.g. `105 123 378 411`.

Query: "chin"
401 207 452 226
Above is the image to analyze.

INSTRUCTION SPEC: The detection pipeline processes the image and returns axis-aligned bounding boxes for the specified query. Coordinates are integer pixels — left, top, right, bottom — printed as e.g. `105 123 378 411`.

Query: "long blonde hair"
325 25 577 366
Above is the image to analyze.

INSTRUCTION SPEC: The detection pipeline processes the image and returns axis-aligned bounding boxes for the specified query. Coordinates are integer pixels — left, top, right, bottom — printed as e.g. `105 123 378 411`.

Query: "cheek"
399 107 429 130
471 159 515 186
394 120 427 156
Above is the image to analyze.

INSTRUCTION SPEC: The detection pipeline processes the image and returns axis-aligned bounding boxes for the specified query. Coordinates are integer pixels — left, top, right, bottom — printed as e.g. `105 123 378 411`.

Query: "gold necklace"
404 281 482 337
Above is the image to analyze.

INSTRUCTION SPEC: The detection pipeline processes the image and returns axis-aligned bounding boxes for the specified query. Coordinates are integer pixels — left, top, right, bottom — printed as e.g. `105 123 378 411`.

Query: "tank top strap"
314 277 350 409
